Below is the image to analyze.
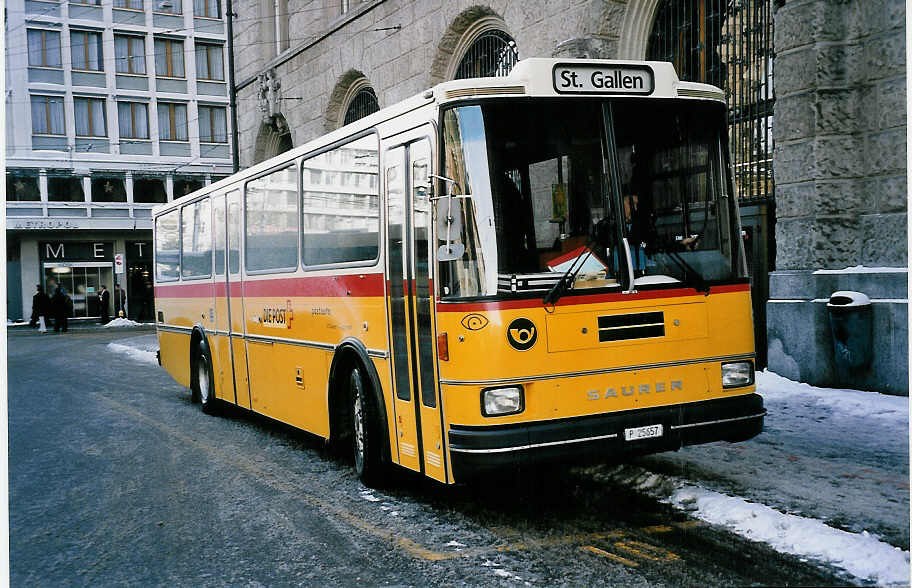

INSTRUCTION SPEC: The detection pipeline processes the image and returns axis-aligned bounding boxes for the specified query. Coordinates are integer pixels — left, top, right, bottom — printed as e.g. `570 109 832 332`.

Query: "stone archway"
429 5 510 85
253 114 292 164
614 0 663 60
324 70 377 133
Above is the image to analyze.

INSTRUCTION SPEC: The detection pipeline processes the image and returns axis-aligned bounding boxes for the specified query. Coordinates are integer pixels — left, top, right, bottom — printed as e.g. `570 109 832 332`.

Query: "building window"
157 102 188 141
133 177 167 203
454 30 518 80
113 0 143 9
74 97 107 137
193 0 220 18
154 0 180 13
647 0 774 202
30 95 65 135
117 102 149 139
71 0 102 5
71 30 104 71
6 172 41 202
91 176 127 202
47 176 85 202
27 29 62 68
198 105 227 143
174 176 203 198
194 43 224 81
154 38 185 77
343 87 379 125
114 35 146 74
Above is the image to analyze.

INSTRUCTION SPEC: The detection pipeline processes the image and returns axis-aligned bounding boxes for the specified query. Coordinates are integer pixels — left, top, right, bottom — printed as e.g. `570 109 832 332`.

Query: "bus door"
385 131 447 482
211 193 236 403
226 189 252 409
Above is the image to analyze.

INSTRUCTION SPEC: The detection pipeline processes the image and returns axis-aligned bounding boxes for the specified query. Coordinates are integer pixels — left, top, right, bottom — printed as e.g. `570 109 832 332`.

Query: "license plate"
624 424 663 441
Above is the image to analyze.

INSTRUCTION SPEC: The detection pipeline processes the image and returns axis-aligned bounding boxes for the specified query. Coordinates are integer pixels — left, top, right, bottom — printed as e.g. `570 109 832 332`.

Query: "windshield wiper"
542 248 594 306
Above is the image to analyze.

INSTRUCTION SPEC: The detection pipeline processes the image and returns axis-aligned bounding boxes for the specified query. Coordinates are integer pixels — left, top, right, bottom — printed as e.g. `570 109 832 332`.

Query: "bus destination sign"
553 63 654 95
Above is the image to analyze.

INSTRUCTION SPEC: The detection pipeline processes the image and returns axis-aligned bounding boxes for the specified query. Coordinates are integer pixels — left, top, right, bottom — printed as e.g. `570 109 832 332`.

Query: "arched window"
454 30 518 80
343 87 379 125
647 0 774 203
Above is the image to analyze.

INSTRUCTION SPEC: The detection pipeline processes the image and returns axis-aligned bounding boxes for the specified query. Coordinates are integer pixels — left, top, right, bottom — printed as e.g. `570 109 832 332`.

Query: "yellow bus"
153 58 764 486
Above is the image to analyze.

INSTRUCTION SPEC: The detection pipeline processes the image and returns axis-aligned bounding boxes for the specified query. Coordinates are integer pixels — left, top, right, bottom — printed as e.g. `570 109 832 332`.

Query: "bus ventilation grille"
677 88 726 101
445 86 525 99
598 311 665 342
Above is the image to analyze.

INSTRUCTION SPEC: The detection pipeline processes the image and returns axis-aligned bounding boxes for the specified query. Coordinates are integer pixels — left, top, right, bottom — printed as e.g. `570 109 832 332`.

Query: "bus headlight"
481 386 524 417
722 361 754 388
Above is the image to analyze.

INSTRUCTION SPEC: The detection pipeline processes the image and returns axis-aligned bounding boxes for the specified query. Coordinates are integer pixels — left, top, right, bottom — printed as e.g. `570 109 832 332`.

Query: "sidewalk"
7 318 155 331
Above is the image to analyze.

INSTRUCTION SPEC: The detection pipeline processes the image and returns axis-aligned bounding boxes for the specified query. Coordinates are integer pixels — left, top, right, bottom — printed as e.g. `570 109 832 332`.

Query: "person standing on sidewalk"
30 285 51 332
52 286 70 333
98 284 110 324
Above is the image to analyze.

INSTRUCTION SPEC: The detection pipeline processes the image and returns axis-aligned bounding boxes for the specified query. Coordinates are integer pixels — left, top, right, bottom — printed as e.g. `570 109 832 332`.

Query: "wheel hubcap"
352 373 364 462
198 356 210 403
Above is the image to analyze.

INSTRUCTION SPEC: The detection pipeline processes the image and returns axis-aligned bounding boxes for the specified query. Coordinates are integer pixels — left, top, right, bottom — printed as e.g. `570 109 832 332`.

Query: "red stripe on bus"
434 283 751 313
155 273 386 298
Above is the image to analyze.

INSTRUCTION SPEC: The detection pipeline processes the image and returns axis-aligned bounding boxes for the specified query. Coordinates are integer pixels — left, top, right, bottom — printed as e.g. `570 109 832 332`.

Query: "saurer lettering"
587 380 682 400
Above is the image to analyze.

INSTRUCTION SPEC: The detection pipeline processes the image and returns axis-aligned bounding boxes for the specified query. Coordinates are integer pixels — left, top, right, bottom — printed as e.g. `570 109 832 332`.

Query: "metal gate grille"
647 0 774 203
454 30 519 80
343 87 379 126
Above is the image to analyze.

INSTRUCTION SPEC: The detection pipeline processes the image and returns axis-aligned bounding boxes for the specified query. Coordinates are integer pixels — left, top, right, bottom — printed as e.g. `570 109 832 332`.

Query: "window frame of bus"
180 196 213 280
243 160 300 276
154 207 181 282
299 129 381 271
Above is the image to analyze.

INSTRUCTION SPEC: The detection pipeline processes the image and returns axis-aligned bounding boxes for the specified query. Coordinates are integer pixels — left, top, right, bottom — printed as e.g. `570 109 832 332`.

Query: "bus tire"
193 340 219 415
350 366 384 486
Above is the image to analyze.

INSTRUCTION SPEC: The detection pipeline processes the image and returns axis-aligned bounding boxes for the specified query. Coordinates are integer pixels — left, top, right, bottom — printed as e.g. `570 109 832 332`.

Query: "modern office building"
5 0 234 321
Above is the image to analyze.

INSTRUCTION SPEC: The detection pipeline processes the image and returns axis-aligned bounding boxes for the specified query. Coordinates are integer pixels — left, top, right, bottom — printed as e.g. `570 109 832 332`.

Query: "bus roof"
153 58 724 217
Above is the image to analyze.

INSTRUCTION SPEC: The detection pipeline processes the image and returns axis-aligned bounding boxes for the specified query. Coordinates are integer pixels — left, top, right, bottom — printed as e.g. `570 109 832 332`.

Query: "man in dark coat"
99 284 110 324
30 285 51 331
52 286 70 332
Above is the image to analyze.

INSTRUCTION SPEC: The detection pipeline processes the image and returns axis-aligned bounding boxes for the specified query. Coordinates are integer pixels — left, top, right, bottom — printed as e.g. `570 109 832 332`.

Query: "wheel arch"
327 338 391 464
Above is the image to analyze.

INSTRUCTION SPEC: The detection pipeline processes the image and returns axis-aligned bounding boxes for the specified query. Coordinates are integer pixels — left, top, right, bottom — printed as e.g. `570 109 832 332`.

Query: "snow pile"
106 342 158 365
103 317 143 328
757 370 908 424
669 486 910 586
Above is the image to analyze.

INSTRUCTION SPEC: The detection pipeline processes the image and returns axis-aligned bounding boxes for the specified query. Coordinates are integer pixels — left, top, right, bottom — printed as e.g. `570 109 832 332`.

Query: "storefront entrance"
44 263 114 319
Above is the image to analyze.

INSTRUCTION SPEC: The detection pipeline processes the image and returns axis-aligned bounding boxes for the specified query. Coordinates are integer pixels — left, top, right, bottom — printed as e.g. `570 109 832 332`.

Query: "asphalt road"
8 327 851 586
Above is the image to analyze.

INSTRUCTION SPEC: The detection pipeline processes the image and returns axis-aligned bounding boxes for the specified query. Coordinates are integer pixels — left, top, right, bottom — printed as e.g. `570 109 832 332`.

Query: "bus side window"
227 190 241 275
213 195 226 276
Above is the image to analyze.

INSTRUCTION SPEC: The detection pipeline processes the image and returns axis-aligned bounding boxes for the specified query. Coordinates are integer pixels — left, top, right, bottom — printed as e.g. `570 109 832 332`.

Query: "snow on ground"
106 335 159 365
102 318 143 328
595 369 910 586
668 486 909 586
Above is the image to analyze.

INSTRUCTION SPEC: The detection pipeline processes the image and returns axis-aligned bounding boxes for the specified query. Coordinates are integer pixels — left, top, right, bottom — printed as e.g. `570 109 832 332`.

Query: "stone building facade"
767 0 907 394
229 0 907 393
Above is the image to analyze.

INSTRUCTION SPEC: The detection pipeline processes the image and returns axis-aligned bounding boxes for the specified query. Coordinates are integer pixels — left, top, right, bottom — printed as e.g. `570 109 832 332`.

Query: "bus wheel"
193 342 218 415
350 367 383 486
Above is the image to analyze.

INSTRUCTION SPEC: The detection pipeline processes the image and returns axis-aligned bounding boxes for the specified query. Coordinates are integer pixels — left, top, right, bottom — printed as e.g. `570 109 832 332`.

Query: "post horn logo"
507 318 537 351
460 313 489 331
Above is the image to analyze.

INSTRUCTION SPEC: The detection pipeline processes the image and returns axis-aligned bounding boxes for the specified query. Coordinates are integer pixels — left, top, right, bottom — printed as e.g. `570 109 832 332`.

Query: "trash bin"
827 291 873 370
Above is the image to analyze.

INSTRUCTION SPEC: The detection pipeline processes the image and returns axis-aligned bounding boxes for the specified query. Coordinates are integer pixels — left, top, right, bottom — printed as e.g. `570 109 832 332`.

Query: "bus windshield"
438 99 742 299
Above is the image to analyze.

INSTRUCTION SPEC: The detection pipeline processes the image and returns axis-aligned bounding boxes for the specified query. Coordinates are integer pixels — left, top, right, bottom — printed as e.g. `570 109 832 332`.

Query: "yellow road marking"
614 540 681 562
581 545 640 568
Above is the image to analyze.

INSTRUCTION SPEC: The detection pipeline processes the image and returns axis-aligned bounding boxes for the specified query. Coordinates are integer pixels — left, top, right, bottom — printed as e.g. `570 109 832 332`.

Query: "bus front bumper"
447 394 764 481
